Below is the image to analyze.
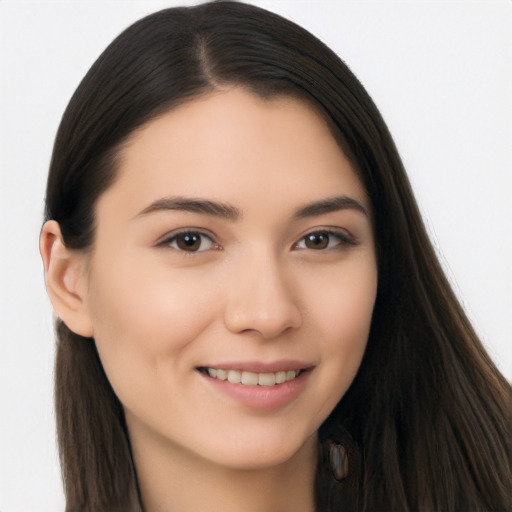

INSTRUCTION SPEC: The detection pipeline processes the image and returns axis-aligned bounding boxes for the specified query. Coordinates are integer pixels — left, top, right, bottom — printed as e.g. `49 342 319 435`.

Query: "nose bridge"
223 246 302 338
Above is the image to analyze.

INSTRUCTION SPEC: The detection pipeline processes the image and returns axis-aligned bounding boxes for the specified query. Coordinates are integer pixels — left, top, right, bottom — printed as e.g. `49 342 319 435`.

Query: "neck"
128 420 317 512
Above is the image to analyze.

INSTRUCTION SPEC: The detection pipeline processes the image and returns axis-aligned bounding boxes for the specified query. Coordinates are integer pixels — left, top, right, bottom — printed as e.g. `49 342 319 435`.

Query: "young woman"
39 2 511 511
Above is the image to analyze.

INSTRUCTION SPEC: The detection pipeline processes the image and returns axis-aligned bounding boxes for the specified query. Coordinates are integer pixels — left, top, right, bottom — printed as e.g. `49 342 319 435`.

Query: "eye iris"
176 233 201 251
305 232 329 249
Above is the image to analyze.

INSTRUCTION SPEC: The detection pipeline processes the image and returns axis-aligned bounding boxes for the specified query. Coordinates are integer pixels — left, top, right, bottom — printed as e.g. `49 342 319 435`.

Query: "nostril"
222 261 302 336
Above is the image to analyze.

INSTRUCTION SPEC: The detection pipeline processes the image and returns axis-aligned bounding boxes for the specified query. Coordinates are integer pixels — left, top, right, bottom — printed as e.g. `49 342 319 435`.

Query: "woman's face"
83 88 377 470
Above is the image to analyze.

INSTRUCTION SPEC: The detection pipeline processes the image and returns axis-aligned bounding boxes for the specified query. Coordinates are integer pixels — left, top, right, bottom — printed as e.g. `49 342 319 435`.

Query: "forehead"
98 87 369 219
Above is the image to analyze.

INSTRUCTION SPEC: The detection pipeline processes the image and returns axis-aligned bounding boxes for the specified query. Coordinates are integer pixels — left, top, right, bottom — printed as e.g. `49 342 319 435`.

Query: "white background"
1 1 510 510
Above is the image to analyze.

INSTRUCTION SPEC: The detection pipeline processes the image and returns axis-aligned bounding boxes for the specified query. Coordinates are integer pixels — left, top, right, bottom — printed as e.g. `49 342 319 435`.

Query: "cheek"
305 257 377 385
311 252 376 326
324 285 375 354
86 256 217 398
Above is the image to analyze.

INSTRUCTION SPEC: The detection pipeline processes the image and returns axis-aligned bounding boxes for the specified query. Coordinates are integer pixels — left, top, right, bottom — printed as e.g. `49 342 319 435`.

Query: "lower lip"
199 370 311 411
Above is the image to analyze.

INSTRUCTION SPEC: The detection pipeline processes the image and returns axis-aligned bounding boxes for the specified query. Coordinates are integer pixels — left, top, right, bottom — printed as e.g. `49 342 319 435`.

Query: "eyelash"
157 228 356 254
293 228 356 251
157 230 219 253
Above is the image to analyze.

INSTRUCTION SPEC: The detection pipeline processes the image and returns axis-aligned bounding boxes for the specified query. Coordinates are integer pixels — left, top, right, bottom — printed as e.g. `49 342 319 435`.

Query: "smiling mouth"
197 367 304 387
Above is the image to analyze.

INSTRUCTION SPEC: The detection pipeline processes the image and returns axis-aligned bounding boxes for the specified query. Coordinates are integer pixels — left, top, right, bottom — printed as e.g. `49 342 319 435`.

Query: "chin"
199 430 317 472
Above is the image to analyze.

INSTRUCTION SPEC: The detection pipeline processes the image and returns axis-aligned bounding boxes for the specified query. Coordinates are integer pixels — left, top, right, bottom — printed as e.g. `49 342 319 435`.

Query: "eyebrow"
136 196 241 221
293 195 369 219
135 194 368 221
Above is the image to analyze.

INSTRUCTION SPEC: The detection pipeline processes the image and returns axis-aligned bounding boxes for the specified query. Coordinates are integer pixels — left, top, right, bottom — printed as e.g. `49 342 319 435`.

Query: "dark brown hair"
44 2 512 511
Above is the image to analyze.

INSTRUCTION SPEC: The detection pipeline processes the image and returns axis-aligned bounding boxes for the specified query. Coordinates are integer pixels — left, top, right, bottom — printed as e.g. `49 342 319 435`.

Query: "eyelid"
292 227 357 250
154 226 356 252
155 228 220 252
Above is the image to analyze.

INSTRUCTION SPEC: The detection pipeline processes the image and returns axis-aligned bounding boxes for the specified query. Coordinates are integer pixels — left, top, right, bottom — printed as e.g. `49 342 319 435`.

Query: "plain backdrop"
1 1 511 510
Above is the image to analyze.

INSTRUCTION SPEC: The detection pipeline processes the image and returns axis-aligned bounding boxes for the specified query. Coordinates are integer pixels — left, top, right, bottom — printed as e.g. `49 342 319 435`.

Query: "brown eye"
165 231 216 252
304 232 330 250
176 233 202 251
295 230 353 251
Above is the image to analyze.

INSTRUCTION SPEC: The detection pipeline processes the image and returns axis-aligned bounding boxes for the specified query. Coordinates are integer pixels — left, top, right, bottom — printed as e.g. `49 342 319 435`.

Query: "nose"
223 252 302 339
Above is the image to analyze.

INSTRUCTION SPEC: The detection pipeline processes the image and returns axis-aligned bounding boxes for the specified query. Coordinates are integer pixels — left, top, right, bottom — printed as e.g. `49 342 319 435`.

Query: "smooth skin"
41 88 377 512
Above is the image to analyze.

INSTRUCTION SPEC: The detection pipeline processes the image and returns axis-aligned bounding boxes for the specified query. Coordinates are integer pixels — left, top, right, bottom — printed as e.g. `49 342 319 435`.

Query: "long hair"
44 2 512 511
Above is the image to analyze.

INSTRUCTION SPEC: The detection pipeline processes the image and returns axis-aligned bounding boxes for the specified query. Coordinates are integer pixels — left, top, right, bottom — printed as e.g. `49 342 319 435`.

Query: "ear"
40 220 94 338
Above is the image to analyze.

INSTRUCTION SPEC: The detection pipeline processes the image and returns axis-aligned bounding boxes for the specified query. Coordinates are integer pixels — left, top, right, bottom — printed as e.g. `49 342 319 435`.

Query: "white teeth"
286 370 296 381
241 371 258 386
275 371 286 384
227 370 241 384
258 372 276 386
204 368 300 386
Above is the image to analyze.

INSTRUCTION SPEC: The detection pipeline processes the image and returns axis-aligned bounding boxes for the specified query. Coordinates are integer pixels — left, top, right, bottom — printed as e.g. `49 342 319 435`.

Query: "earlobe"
40 220 94 338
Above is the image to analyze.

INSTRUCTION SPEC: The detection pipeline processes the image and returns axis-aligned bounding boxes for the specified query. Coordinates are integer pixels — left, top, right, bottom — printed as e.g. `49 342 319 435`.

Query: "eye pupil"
305 232 329 249
177 233 201 251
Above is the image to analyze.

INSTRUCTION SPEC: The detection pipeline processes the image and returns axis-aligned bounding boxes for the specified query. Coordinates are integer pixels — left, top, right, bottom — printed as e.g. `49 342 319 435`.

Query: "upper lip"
197 360 314 373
